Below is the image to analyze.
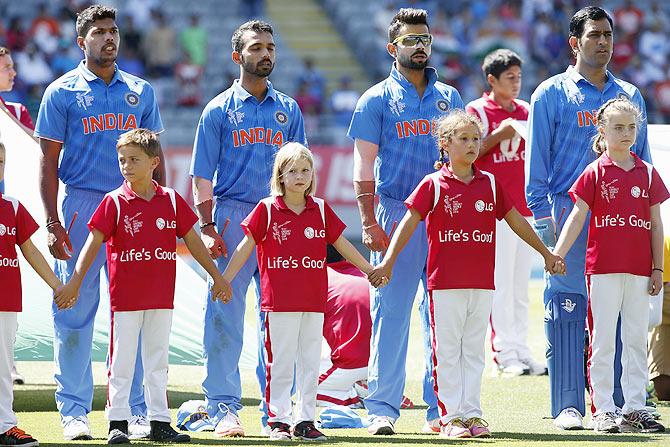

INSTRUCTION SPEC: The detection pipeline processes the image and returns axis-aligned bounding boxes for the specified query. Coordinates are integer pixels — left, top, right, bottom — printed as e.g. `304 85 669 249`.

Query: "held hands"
545 253 566 276
368 261 392 288
211 275 232 303
362 223 390 252
47 222 73 260
201 224 227 259
53 280 80 310
649 270 663 296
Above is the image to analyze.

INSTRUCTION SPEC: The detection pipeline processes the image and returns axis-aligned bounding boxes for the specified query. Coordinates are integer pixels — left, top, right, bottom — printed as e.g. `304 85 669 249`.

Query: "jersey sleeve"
88 196 118 242
405 176 434 220
288 101 308 146
324 201 346 244
241 201 268 244
190 103 222 181
569 166 596 208
18 104 35 130
34 83 67 142
15 202 39 246
139 83 164 133
495 180 514 220
649 167 670 206
347 89 382 145
449 88 465 110
174 191 198 238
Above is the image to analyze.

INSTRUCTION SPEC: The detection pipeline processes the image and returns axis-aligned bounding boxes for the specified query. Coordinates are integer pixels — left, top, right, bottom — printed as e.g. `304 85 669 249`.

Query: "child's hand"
649 270 663 296
544 253 566 276
211 275 232 303
368 262 392 288
54 282 80 310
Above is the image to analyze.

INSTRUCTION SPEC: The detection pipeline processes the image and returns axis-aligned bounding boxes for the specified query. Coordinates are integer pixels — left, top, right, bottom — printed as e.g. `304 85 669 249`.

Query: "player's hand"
201 224 227 259
368 262 392 288
495 118 517 140
47 222 73 260
54 281 80 310
533 216 557 249
545 253 566 275
362 223 390 252
649 270 663 296
210 275 232 303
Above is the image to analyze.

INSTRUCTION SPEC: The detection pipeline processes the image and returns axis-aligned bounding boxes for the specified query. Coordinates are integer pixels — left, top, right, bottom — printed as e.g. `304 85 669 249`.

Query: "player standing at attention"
221 143 374 441
35 5 164 440
190 20 306 437
466 49 546 376
554 98 667 434
526 6 651 429
57 129 231 444
348 8 464 435
369 110 564 439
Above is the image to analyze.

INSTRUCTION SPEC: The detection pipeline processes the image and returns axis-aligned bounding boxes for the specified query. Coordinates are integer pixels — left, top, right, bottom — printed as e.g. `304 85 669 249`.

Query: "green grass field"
11 280 670 446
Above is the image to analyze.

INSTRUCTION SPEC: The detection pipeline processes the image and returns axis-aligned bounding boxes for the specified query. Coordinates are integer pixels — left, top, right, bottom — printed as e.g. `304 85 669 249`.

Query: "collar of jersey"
565 65 615 89
439 164 486 183
390 63 438 91
120 180 166 201
231 79 277 103
275 194 317 212
482 92 520 112
599 151 643 169
78 60 125 85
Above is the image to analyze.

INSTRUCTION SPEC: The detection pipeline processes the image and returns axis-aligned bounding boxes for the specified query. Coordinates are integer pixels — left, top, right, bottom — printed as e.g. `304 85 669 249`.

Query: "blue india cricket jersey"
347 64 464 201
34 61 163 194
190 80 306 204
526 65 651 219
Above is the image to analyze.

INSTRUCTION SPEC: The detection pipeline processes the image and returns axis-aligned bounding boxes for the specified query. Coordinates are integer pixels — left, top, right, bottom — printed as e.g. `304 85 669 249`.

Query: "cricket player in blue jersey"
190 20 306 438
35 5 164 441
348 8 464 435
526 6 650 430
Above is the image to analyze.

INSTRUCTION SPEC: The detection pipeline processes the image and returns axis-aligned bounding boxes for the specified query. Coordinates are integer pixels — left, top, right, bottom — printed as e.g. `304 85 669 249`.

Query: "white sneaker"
498 360 530 377
11 366 24 385
128 415 151 439
62 415 93 440
554 407 584 430
260 424 271 437
367 415 395 435
519 357 548 376
214 403 245 438
421 418 440 433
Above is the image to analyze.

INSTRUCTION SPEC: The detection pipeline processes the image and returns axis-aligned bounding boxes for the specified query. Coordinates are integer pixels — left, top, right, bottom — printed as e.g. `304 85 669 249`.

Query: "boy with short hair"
57 129 231 444
466 49 546 377
0 141 66 447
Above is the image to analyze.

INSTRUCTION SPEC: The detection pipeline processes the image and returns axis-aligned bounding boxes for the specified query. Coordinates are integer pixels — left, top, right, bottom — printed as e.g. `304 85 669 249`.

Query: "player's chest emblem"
561 298 576 313
436 99 449 112
630 185 649 199
566 87 585 105
272 221 291 245
76 92 94 110
388 97 406 116
443 194 462 217
0 223 16 237
227 109 245 126
600 179 619 203
124 212 143 237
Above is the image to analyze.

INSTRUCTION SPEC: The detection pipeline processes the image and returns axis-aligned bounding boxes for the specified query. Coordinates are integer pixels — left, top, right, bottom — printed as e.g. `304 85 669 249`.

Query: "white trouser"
490 218 534 364
430 289 492 424
265 312 323 425
317 356 367 407
0 313 18 433
107 309 172 422
587 274 649 415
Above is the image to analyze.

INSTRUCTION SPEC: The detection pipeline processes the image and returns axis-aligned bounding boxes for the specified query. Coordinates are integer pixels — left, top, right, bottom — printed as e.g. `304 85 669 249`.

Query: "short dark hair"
231 20 273 53
482 49 522 79
569 6 613 38
0 47 9 57
388 8 429 43
117 128 161 158
76 4 116 37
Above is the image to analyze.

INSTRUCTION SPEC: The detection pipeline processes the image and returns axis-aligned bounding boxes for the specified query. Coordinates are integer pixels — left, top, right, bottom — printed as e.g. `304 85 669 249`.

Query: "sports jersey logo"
475 200 494 212
274 111 289 126
443 194 462 217
0 224 16 236
576 109 598 127
304 226 325 239
567 88 585 105
631 186 641 198
617 92 631 100
124 92 140 107
561 298 576 313
272 221 291 245
232 128 284 147
82 113 138 135
76 92 94 110
600 179 619 203
227 109 245 126
436 99 449 112
388 97 405 116
395 119 433 139
123 212 143 237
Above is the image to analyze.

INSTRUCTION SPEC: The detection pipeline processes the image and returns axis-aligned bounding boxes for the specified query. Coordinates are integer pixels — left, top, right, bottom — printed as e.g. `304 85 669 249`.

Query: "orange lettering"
124 114 137 130
232 130 240 147
90 115 104 133
82 118 90 134
240 129 254 145
396 122 403 139
104 113 116 130
403 120 417 137
271 131 283 147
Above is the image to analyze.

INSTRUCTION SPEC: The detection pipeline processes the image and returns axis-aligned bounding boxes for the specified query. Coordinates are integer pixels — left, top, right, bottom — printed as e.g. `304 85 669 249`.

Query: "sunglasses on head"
392 33 432 47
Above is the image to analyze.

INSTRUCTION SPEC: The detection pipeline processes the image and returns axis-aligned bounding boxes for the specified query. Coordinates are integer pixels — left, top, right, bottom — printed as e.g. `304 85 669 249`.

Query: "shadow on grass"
14 385 260 412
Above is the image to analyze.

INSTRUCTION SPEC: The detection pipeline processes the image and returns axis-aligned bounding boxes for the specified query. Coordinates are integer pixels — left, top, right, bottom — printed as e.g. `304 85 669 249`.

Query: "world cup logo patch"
436 99 449 112
125 92 140 107
274 111 288 126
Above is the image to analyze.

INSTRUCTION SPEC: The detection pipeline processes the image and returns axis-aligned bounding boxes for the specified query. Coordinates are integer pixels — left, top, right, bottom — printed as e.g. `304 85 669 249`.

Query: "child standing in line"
0 141 66 447
554 98 667 434
222 142 375 442
57 129 231 444
369 110 563 439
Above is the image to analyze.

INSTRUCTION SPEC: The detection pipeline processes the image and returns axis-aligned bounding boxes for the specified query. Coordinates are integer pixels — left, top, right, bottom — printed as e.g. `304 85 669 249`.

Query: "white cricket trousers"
490 219 534 364
107 309 172 422
430 289 492 424
317 356 367 407
265 312 324 425
0 312 18 433
587 274 649 415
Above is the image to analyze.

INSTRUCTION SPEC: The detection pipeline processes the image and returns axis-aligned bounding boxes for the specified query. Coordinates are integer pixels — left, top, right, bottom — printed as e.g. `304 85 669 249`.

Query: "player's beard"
397 51 429 70
241 56 274 78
